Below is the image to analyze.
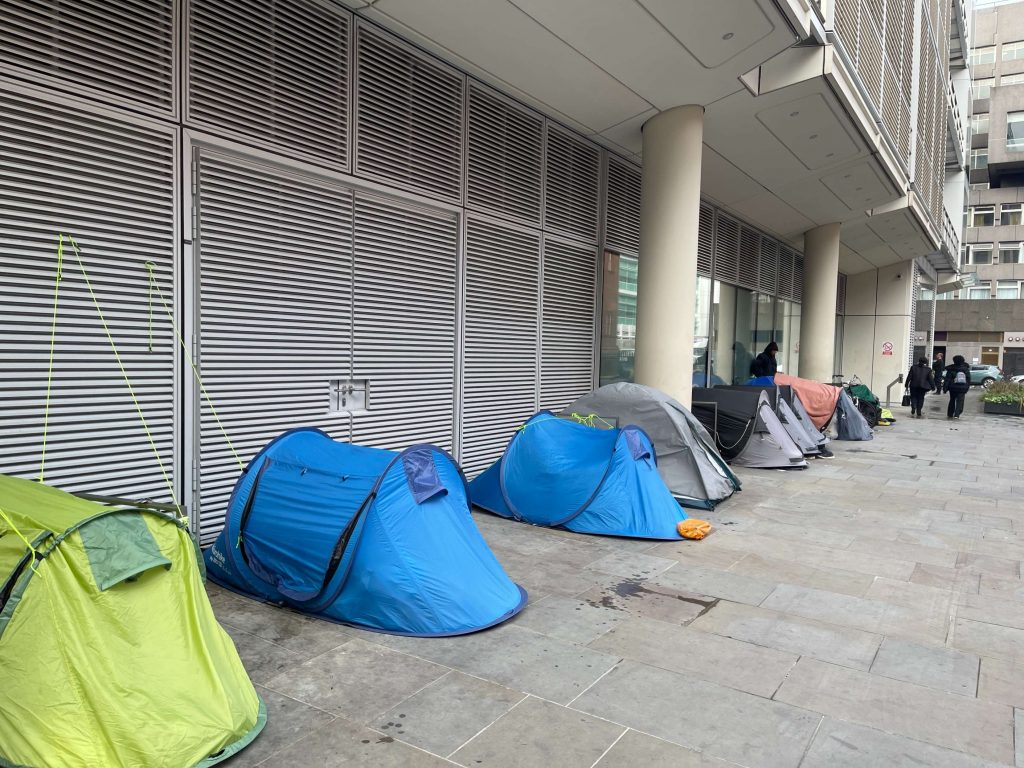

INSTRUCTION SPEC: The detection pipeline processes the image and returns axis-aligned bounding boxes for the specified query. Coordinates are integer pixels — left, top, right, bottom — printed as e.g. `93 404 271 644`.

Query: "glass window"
971 206 994 227
775 299 801 377
971 182 991 191
971 149 989 170
970 244 993 264
1002 204 1023 225
598 251 638 386
968 282 991 299
1002 73 1024 86
997 280 1021 299
693 275 712 386
974 78 995 99
937 290 959 300
971 114 990 135
1004 41 1024 61
1009 113 1024 151
1001 242 1024 263
972 46 996 65
920 287 935 301
711 281 735 385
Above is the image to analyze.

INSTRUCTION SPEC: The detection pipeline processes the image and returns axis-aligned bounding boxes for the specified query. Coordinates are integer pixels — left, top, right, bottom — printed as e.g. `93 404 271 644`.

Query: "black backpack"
857 399 880 427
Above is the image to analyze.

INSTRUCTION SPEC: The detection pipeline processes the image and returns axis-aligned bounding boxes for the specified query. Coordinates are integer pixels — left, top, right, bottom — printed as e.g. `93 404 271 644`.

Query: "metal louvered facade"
1 1 825 543
350 195 459 451
540 237 598 412
355 23 464 203
467 84 543 226
186 0 350 169
194 149 354 541
0 0 175 115
0 84 179 502
461 217 541 474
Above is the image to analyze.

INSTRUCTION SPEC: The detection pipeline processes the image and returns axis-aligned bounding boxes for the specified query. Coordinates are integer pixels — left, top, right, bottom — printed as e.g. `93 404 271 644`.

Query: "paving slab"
369 671 524 758
249 715 451 767
572 660 821 768
575 579 713 625
650 563 775 606
451 696 623 768
958 592 1024 630
223 624 310 685
220 687 336 768
800 718 1007 768
869 637 979 696
950 617 1024 663
594 729 738 767
509 594 622 645
262 638 448 722
910 562 981 593
978 656 1024 708
725 552 873 597
689 600 882 671
774 657 1013 764
369 623 620 704
589 616 798 697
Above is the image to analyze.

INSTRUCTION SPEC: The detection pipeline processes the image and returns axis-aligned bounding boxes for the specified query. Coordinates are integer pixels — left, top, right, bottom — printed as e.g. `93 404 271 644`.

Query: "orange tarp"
775 373 840 429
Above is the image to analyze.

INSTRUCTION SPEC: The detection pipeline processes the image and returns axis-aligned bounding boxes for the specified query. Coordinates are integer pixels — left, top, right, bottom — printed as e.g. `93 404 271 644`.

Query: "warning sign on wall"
881 341 893 357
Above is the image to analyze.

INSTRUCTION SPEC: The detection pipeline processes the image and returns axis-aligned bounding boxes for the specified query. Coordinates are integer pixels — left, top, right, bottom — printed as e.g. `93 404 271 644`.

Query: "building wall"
842 261 916 391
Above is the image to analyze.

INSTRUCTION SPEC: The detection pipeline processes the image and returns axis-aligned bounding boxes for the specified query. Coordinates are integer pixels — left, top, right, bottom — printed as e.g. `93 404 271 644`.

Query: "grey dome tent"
835 388 874 440
691 388 807 469
787 388 832 451
562 383 740 510
716 385 821 457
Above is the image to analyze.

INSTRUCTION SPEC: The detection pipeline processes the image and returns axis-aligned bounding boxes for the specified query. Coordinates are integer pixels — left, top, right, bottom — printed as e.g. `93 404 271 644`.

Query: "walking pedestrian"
906 357 934 418
944 354 972 420
931 352 945 394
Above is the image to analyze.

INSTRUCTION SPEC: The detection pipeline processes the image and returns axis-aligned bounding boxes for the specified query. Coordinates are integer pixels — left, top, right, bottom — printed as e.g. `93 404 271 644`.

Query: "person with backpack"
905 357 934 418
944 354 972 419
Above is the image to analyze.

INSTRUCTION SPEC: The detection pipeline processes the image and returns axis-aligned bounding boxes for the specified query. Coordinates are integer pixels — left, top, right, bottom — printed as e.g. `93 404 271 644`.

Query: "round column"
799 222 841 382
634 105 704 407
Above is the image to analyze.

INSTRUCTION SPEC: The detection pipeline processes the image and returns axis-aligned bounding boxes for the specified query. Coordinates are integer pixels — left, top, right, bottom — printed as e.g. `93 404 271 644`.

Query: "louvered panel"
540 238 596 412
544 125 600 244
196 151 353 543
605 157 642 255
462 217 540 475
777 246 796 301
188 0 349 168
737 226 760 290
713 212 740 284
351 194 458 450
355 23 463 202
758 238 779 295
836 273 848 314
833 0 860 59
467 84 543 226
697 203 714 276
858 16 884 108
794 255 805 303
0 0 174 113
0 87 177 502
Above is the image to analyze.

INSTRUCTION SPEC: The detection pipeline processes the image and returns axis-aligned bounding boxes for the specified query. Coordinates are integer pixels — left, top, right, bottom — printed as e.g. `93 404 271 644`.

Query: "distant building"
939 0 1024 373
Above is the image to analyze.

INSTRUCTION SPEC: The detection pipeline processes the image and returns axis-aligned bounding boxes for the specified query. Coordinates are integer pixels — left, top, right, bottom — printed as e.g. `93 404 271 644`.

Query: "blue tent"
205 428 527 637
469 413 688 539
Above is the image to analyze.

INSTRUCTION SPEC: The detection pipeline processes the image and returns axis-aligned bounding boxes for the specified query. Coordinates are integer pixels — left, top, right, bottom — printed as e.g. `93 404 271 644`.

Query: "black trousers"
947 390 967 418
909 387 927 414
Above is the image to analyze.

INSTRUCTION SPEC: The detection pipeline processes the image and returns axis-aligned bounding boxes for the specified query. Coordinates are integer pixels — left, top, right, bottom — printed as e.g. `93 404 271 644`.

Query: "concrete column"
635 105 704 407
799 222 841 382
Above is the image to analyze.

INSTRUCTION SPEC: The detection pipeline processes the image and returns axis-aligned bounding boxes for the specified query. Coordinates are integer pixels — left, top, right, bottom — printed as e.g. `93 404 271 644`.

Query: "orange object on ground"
677 519 712 540
775 373 840 429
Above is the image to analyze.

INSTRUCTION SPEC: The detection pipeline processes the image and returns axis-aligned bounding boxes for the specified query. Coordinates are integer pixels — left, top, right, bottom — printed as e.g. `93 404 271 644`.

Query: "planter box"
983 401 1024 416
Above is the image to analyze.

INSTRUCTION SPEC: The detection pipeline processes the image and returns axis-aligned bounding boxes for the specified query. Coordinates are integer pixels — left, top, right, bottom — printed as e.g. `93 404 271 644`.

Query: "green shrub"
982 381 1024 408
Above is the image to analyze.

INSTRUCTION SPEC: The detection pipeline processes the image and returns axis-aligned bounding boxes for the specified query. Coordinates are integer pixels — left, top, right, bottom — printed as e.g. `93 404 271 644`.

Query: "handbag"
901 390 911 407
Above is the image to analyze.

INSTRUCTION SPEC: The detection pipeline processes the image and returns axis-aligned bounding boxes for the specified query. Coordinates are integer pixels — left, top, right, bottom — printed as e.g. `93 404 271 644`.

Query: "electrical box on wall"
329 379 369 413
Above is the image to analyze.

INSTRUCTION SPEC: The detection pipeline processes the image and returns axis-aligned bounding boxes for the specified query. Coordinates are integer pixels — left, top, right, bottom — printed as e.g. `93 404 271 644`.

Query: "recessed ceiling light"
790 111 799 117
809 134 819 140
723 32 734 40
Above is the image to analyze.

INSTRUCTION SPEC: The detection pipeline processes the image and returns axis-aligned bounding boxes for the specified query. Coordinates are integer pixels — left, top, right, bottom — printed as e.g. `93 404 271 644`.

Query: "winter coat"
906 363 933 391
750 352 778 378
944 362 972 393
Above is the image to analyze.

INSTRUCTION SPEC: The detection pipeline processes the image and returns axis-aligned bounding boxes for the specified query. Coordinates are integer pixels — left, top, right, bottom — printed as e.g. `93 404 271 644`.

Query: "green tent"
0 474 265 767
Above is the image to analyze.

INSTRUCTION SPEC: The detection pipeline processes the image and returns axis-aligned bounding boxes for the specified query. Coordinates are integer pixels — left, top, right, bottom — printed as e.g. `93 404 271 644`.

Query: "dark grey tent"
715 385 820 457
835 389 873 440
692 388 807 469
788 390 832 451
563 383 741 510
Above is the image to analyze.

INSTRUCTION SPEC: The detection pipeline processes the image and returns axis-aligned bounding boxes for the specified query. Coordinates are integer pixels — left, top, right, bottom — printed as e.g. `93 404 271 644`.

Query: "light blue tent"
469 413 688 539
205 428 527 636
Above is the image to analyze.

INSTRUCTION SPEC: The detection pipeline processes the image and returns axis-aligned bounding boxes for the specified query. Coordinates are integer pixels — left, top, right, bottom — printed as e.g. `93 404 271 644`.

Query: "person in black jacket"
750 341 779 378
944 354 972 419
905 357 934 418
931 352 945 393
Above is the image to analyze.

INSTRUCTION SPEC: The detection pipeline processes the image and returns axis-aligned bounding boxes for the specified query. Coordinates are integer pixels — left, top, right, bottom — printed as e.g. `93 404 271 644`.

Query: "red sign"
881 341 893 357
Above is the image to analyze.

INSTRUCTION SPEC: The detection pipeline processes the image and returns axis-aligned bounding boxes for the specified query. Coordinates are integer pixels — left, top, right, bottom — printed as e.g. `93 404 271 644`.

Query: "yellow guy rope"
0 505 43 575
38 234 64 483
64 236 179 507
147 271 244 472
